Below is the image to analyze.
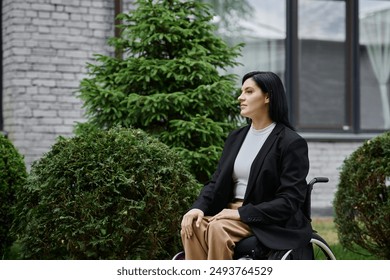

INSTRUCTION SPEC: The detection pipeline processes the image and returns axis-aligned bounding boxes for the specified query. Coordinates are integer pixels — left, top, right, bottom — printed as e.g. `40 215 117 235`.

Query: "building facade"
2 0 389 215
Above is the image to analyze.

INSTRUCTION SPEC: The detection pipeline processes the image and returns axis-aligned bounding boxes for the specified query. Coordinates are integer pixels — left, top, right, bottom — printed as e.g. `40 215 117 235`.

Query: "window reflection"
298 0 346 130
205 0 286 84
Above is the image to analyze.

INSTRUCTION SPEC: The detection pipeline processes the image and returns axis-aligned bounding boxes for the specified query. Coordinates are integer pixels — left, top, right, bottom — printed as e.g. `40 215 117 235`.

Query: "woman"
180 71 311 260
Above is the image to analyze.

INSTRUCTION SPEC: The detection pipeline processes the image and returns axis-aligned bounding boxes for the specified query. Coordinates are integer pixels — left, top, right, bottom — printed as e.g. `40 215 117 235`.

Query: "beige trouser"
181 201 252 260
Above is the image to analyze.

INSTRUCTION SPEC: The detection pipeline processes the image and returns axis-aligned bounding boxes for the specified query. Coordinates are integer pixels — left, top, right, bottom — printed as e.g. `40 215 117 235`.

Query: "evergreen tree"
78 0 243 182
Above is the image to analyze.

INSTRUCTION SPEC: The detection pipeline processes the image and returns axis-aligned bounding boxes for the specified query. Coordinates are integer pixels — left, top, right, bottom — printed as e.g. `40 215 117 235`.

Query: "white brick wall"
2 0 115 167
307 141 363 214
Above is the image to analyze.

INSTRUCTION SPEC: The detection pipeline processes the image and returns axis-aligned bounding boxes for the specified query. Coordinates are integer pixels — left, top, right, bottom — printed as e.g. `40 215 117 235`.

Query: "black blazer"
191 123 311 250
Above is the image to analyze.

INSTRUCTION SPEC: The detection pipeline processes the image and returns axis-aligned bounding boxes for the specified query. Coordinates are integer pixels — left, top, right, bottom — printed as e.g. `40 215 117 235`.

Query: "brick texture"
307 141 363 214
2 0 115 167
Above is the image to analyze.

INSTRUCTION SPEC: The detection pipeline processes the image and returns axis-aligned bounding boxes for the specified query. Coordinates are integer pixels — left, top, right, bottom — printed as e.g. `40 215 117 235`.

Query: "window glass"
205 0 286 84
297 0 347 130
360 0 390 130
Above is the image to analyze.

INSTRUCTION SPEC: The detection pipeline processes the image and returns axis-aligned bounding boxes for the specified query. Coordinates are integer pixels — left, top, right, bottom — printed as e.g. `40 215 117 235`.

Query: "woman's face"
238 77 269 120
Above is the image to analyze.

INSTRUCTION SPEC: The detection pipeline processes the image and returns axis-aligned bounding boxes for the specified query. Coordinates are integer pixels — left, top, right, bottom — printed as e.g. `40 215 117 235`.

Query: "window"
207 0 387 133
297 0 347 130
206 0 286 84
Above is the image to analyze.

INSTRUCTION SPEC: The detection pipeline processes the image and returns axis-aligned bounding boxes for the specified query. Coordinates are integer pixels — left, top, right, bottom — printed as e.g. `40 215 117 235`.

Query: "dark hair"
242 71 294 130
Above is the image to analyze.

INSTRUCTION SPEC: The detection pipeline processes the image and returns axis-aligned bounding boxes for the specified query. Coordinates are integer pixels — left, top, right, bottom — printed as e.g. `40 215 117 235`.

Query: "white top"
232 123 276 199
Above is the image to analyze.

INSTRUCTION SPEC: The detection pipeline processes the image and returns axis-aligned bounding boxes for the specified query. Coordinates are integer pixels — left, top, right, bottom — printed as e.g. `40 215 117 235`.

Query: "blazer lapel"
244 123 284 200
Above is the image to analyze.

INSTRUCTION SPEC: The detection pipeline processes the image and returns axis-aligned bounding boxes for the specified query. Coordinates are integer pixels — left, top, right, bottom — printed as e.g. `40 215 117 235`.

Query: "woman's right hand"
181 208 204 239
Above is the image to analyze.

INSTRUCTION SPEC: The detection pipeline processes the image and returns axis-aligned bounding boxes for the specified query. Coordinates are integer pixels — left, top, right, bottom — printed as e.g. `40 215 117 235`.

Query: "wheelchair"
173 177 336 260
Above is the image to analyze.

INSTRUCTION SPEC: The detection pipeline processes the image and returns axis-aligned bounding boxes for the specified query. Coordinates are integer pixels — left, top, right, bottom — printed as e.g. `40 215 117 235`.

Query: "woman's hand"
181 209 204 239
208 209 240 222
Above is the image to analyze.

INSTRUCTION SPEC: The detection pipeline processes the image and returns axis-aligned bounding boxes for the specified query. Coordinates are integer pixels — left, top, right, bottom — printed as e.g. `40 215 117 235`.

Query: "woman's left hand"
208 209 240 222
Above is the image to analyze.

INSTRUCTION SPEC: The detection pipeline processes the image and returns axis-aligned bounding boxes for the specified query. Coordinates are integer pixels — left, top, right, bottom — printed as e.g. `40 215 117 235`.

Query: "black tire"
277 232 336 260
310 232 337 260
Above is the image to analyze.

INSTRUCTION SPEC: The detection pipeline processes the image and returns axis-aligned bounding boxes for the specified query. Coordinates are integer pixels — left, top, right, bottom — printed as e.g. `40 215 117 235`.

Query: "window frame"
287 0 383 135
287 0 357 133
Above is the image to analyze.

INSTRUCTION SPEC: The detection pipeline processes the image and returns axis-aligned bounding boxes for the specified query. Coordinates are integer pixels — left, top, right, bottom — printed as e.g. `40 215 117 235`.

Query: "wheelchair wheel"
310 232 336 260
172 251 185 260
278 232 336 260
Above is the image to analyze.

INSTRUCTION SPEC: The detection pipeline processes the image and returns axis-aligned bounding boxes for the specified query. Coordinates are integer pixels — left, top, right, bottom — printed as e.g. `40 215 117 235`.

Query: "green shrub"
12 127 200 259
334 131 390 259
78 0 242 183
0 134 27 258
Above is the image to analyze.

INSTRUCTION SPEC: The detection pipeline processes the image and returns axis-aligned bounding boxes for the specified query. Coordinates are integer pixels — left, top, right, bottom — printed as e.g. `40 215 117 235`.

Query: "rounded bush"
0 133 27 257
13 128 199 259
334 131 390 259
